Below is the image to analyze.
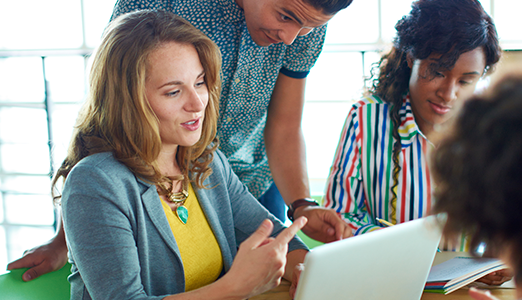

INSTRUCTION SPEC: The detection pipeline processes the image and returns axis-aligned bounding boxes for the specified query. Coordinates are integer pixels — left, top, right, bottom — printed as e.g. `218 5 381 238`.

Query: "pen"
376 218 441 252
376 218 394 227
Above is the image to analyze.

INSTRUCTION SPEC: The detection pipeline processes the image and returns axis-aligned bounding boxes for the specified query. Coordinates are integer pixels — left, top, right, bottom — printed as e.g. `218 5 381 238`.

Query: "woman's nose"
185 89 207 112
436 80 458 103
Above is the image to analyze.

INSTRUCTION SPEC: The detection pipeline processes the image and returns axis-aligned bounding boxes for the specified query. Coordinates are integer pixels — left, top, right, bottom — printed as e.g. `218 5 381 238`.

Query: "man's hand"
7 234 68 281
294 206 352 243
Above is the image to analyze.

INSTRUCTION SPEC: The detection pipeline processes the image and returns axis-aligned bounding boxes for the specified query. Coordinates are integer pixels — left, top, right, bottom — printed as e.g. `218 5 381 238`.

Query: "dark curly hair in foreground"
367 0 501 220
432 75 522 285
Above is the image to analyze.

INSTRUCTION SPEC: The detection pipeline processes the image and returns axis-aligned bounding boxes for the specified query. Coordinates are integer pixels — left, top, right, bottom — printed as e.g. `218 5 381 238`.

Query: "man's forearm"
264 73 310 207
264 126 310 206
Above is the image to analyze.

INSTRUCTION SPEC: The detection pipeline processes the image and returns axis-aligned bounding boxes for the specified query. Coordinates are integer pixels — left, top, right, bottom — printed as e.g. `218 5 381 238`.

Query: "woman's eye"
195 81 206 88
166 90 180 97
435 72 444 78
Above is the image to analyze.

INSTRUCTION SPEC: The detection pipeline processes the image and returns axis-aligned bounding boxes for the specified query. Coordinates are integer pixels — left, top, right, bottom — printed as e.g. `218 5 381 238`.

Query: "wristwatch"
287 198 319 221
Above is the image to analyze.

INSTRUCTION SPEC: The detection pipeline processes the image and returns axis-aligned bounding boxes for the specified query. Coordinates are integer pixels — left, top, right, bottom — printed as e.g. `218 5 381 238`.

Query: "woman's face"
145 42 208 149
408 47 486 135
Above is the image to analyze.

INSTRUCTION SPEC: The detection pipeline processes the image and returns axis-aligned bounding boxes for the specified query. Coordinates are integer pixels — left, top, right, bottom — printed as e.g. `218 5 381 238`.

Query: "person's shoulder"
207 149 228 172
76 152 117 168
349 94 388 112
356 94 386 106
73 152 132 178
200 149 235 186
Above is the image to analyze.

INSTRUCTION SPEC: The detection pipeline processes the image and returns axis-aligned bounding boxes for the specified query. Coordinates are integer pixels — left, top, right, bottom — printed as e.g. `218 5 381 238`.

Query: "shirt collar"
398 94 431 147
217 0 245 23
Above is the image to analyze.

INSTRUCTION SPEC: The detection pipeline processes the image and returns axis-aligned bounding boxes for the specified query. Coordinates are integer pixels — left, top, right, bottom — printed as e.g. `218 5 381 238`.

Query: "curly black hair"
432 74 522 286
367 0 501 223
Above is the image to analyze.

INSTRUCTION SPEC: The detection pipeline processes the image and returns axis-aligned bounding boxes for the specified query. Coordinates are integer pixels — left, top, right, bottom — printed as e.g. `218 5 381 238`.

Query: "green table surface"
0 263 71 300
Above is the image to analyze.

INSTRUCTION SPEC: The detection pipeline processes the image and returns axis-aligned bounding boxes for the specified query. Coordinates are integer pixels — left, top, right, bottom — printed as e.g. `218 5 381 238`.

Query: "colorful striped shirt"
324 94 468 251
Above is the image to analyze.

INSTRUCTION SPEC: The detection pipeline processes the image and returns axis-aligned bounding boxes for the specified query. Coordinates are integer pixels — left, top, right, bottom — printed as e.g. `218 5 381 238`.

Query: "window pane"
363 51 383 89
6 226 55 263
303 101 355 181
45 56 87 103
380 0 415 42
306 51 365 102
1 144 50 174
0 107 48 143
4 194 54 225
1 176 52 195
0 227 6 271
0 57 45 103
478 0 491 15
0 0 83 50
325 0 379 44
494 1 522 43
0 193 4 223
51 103 83 171
83 0 119 48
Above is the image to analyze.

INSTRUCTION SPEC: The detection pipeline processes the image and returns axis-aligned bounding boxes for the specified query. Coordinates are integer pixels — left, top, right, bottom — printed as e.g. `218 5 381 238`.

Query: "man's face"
237 0 333 46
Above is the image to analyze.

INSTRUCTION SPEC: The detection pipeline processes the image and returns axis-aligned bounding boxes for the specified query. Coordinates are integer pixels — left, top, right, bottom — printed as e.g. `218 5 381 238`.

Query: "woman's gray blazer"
62 150 307 299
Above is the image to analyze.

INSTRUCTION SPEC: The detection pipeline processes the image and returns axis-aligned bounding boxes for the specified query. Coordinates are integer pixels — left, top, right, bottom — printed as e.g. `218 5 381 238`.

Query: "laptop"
294 215 443 300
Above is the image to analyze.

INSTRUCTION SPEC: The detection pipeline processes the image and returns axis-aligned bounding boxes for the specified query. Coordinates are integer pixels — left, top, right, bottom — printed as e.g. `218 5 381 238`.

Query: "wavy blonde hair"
52 10 222 201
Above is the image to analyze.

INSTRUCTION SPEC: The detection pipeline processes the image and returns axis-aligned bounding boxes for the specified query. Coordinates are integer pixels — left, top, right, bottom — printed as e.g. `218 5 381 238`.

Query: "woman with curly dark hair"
324 0 500 246
432 74 522 299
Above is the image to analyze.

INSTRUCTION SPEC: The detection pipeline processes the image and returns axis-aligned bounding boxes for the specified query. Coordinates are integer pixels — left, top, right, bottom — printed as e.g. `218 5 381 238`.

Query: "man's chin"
252 37 272 47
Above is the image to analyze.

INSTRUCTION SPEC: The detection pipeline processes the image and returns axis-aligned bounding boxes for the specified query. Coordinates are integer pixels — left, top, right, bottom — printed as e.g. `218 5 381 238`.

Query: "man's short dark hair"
305 0 353 15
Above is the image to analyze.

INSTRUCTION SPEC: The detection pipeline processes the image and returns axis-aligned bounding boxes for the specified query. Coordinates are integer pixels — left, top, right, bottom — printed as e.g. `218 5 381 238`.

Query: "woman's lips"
429 101 451 115
181 118 200 131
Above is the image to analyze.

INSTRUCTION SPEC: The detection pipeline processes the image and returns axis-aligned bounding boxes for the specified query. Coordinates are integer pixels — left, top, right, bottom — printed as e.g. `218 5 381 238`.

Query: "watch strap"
287 198 319 221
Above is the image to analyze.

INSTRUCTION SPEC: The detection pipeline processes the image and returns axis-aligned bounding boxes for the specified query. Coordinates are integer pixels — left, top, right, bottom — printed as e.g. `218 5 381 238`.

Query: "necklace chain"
158 178 189 204
157 175 190 224
167 189 188 203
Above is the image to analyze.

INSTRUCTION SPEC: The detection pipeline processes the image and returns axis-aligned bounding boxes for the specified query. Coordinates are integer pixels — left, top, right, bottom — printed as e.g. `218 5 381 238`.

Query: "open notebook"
294 215 443 300
425 256 506 294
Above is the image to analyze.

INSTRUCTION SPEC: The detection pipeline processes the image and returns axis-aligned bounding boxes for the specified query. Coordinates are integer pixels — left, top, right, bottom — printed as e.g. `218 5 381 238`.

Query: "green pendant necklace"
167 189 189 224
159 179 189 224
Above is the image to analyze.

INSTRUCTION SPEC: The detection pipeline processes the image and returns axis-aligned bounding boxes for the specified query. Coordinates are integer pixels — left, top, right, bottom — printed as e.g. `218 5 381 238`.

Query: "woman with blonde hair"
55 10 307 299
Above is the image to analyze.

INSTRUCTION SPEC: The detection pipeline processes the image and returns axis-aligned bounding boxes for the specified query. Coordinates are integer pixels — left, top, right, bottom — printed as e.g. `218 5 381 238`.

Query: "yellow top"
160 183 223 291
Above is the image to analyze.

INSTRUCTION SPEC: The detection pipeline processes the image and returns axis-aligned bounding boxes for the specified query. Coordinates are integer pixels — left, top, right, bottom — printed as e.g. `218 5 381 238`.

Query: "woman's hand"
469 287 501 300
477 268 513 285
222 217 307 299
289 263 304 298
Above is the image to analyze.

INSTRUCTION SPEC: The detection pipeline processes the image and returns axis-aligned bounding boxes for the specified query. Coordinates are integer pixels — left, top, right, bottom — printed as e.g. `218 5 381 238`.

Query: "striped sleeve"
324 100 380 235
